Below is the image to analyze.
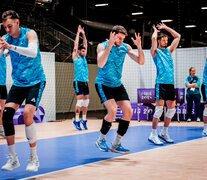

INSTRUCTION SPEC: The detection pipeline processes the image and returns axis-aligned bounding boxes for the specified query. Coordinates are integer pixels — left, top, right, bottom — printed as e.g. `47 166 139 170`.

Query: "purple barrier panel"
13 105 45 125
116 102 138 120
137 104 155 120
175 88 185 105
137 88 155 104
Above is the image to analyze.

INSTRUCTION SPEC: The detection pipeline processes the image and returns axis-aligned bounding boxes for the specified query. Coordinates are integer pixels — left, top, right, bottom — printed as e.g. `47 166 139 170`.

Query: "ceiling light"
95 3 108 7
131 12 143 15
185 25 196 28
205 30 207 33
161 19 173 23
201 7 207 10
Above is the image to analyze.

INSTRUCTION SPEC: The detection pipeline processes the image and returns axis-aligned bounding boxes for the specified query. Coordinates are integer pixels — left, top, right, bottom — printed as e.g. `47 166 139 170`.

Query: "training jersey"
0 54 6 85
185 75 200 95
4 27 46 87
202 58 207 86
73 55 89 82
153 48 174 84
95 41 128 87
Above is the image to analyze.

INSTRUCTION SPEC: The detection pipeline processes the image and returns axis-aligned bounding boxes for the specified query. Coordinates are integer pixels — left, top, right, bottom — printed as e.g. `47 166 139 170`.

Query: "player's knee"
82 99 89 107
76 99 83 107
2 107 16 136
203 108 207 117
153 106 163 119
25 122 37 144
166 108 176 118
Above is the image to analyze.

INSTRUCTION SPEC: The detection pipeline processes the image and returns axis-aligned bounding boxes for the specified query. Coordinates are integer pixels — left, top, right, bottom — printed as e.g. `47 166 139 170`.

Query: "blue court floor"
0 125 205 180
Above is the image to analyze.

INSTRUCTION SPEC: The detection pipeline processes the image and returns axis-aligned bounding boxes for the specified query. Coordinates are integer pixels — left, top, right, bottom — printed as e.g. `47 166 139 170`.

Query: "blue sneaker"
73 120 82 130
111 144 130 154
80 120 88 130
95 139 111 152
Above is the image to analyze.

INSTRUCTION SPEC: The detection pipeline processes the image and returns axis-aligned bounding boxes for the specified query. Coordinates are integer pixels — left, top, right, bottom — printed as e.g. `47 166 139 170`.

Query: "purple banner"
175 88 185 104
13 105 45 125
137 88 155 104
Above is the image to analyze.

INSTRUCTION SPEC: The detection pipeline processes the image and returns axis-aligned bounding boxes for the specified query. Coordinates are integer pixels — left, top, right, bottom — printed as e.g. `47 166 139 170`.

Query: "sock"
75 114 80 122
82 114 87 121
98 133 106 141
8 144 16 157
0 125 3 132
112 134 122 149
204 123 207 131
30 146 37 158
151 128 157 136
161 127 168 135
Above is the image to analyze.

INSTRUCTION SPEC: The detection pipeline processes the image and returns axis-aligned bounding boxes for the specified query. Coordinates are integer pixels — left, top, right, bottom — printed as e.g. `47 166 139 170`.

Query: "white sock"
151 128 157 136
82 114 87 121
112 134 122 148
30 147 37 158
161 127 168 135
8 144 16 158
0 125 3 132
98 133 106 141
204 123 207 131
75 114 80 122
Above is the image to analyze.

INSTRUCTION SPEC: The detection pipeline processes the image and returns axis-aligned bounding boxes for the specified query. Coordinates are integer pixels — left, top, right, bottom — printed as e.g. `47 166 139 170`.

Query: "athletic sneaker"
148 133 164 145
26 156 40 172
111 144 130 154
73 120 82 130
202 129 207 136
187 118 191 122
80 120 88 130
95 139 111 152
1 154 20 171
196 118 201 122
158 132 174 143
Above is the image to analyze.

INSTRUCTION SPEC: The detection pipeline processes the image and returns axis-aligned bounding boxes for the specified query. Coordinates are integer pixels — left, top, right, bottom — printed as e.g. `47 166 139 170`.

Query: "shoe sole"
148 138 164 145
111 149 130 154
1 164 20 171
95 142 111 152
158 135 174 143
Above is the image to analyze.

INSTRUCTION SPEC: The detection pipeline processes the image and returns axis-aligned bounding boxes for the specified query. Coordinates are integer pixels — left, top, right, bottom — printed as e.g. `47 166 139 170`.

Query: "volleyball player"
72 25 89 130
0 10 46 172
95 25 145 154
148 23 181 145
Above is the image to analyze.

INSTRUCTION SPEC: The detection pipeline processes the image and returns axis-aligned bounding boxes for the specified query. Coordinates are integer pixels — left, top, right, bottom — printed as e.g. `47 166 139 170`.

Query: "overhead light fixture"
205 30 207 33
95 3 109 7
161 19 173 23
185 25 196 28
131 12 143 15
201 7 207 10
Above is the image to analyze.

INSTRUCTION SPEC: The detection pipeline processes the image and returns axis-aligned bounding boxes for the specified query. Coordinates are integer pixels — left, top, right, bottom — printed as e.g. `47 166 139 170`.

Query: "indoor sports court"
1 0 207 180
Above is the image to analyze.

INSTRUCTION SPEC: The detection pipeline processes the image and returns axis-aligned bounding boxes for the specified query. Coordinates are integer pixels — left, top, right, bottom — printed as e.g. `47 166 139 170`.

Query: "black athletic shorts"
155 84 175 101
73 81 89 95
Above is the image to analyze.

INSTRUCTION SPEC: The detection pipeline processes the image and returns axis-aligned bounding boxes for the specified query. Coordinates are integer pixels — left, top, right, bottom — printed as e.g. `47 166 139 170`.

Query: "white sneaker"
148 133 164 145
159 132 174 143
1 154 20 171
196 118 201 122
202 129 207 136
187 118 191 122
26 156 40 172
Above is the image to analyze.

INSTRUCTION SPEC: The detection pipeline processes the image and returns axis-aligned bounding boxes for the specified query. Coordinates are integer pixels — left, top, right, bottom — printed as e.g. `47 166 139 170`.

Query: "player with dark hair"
0 10 46 172
72 25 89 130
95 25 145 154
148 23 181 145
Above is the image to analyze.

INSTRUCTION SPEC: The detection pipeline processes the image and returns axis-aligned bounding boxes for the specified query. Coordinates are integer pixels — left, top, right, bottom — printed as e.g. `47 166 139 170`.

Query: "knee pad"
166 108 176 118
153 106 163 119
117 119 130 136
2 107 16 136
25 122 37 144
82 99 89 107
76 99 83 107
203 108 207 117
